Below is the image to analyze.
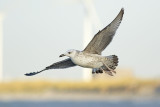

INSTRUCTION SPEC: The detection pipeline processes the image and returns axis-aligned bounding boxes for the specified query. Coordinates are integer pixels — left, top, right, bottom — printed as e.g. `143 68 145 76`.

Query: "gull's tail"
106 55 118 70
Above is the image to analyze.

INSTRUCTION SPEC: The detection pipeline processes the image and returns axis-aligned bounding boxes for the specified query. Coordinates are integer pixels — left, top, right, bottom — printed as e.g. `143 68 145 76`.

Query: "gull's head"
59 49 78 58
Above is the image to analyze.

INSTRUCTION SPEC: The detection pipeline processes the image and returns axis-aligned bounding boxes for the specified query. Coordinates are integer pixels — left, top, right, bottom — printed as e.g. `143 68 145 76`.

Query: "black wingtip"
24 69 46 76
24 72 39 76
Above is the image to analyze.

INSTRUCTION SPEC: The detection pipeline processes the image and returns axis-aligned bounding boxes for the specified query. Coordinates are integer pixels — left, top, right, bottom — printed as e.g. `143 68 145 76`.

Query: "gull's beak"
59 54 65 57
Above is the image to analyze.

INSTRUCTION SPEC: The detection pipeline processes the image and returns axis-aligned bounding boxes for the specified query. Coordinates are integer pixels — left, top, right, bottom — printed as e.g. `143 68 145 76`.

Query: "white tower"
0 13 4 82
82 0 102 81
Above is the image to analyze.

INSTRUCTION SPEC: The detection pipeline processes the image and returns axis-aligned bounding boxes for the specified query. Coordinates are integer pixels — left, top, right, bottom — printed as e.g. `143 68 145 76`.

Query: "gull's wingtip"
24 72 38 76
121 8 124 14
24 69 46 76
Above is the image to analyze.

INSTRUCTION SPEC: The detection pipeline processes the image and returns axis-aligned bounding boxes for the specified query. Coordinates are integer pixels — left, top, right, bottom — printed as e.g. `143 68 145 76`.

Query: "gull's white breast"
71 52 103 68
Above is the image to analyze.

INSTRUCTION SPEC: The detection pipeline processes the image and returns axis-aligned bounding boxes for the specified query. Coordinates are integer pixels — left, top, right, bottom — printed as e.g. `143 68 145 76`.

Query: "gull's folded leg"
111 69 116 74
102 62 116 74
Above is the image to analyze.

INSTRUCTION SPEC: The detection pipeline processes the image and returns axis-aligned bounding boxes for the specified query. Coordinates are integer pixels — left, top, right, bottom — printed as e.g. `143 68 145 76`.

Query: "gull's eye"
68 52 71 54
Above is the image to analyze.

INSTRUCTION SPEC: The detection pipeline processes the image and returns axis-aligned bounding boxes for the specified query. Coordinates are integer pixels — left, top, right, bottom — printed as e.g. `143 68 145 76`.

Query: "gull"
25 8 124 76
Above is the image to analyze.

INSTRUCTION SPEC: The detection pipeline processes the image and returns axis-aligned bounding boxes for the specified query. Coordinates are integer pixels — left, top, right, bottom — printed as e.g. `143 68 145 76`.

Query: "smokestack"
82 0 102 81
82 11 92 81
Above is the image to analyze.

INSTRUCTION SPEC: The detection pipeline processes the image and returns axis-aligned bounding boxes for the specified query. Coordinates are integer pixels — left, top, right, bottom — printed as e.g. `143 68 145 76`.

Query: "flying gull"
25 8 124 76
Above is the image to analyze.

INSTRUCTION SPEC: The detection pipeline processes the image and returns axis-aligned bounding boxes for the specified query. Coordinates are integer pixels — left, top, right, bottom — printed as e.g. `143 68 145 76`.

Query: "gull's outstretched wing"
25 58 76 76
83 8 124 55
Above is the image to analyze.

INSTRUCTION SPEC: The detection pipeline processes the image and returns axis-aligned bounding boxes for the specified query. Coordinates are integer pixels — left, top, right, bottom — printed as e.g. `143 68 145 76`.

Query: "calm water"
0 100 160 107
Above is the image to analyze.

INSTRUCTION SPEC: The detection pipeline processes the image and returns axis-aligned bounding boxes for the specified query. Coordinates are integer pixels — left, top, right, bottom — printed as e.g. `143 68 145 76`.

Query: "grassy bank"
0 78 160 96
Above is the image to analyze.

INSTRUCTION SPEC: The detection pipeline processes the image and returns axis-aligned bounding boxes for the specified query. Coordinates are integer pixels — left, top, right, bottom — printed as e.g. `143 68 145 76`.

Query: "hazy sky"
0 0 160 80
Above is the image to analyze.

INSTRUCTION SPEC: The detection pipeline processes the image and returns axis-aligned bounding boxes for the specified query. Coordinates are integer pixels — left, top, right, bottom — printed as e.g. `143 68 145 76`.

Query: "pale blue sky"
0 0 160 80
